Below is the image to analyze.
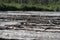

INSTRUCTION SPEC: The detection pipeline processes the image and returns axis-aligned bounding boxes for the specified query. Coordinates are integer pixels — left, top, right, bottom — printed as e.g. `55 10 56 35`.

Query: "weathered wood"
0 11 60 40
0 30 60 40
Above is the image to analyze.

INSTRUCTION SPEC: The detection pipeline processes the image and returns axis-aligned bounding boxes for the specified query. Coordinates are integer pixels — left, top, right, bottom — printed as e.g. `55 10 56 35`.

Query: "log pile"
0 12 60 32
0 12 60 40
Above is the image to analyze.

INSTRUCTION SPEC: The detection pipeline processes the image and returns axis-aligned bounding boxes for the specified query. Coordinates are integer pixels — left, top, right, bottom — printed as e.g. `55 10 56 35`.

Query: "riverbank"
0 3 60 11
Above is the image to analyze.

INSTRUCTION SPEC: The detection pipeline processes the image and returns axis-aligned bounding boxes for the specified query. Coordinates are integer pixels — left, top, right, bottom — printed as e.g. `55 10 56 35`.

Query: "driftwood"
0 12 60 40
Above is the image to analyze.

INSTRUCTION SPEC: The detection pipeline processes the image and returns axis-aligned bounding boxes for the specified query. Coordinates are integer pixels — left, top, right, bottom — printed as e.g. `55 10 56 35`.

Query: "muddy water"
0 11 60 40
